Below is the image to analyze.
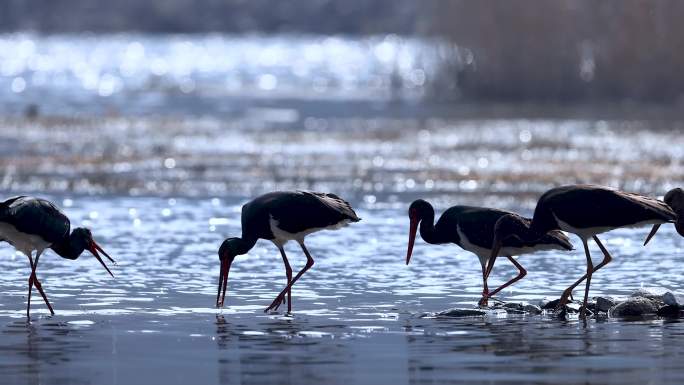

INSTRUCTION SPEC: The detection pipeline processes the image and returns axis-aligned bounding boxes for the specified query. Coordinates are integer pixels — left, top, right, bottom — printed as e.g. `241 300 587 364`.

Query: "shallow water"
2 32 684 384
1 195 684 385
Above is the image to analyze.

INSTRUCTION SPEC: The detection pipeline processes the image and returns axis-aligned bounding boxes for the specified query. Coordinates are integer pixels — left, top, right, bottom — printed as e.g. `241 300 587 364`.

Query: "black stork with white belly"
405 199 573 306
487 185 683 320
216 191 360 313
0 196 115 317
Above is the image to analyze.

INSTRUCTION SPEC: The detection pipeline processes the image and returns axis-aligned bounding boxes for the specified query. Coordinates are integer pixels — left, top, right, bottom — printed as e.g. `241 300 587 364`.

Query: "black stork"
644 187 684 245
405 199 572 306
487 185 683 320
0 196 116 317
216 191 360 313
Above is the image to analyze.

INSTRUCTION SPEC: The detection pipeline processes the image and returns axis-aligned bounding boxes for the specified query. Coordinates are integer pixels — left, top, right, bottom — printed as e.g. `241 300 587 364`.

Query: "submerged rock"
657 304 682 318
502 302 525 313
595 296 617 313
434 308 487 317
523 304 542 315
565 302 582 314
610 297 658 317
662 292 680 306
630 288 679 306
541 298 561 310
492 302 543 315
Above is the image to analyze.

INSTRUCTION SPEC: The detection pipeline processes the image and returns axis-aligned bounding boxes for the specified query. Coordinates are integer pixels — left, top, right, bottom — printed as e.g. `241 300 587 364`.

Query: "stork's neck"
418 206 441 244
50 231 87 260
530 202 558 236
234 235 258 255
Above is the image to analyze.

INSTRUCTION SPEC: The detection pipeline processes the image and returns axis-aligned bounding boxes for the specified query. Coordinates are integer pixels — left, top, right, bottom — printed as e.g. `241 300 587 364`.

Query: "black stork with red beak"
0 196 116 317
487 185 683 320
405 199 572 306
216 191 360 313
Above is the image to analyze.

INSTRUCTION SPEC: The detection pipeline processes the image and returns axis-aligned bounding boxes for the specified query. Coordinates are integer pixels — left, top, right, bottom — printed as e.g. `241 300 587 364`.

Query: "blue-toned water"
2 33 684 385
1 196 684 385
0 33 456 117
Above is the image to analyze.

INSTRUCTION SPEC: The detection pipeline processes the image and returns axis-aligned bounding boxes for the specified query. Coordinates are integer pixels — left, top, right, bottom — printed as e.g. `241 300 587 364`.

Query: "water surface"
1 196 684 385
2 32 684 385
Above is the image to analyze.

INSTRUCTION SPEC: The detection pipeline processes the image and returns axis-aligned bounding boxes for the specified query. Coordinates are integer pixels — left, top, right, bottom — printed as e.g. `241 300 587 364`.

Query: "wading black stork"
487 185 683 320
405 199 572 306
216 191 360 313
0 196 115 317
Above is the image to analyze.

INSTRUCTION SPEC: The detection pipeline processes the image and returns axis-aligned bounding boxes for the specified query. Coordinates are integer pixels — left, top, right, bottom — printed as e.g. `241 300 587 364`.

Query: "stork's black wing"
300 191 360 222
251 191 358 236
543 185 676 229
0 196 70 243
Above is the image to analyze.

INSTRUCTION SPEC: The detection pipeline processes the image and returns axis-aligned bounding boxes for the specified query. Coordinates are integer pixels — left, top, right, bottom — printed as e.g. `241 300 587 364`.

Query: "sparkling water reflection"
0 33 452 116
1 195 683 384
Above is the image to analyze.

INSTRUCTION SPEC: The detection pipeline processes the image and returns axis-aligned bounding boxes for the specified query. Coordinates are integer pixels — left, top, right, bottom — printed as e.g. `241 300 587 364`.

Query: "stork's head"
644 188 684 245
665 188 684 237
70 227 116 277
406 199 433 265
216 237 247 308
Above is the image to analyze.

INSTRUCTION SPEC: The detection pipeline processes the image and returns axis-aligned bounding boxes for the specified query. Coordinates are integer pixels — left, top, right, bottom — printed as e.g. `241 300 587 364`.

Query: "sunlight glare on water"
2 32 684 385
1 196 684 384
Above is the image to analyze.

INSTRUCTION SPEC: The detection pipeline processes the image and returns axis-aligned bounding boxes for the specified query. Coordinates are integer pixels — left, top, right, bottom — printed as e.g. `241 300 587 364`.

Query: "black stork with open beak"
0 196 116 317
405 199 572 306
487 185 682 320
216 191 360 313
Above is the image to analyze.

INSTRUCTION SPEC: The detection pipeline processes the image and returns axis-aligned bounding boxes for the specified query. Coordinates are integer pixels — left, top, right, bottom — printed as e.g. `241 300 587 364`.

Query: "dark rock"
657 304 681 318
502 302 525 314
541 298 561 310
523 304 542 315
578 305 595 317
488 302 541 315
662 292 680 306
610 297 658 317
504 308 525 314
565 302 582 313
584 300 597 313
503 302 524 310
630 287 666 298
595 296 617 313
630 288 675 306
435 308 487 317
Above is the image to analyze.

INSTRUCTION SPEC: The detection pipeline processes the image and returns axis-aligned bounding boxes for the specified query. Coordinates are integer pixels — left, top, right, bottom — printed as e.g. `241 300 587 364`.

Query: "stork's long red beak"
216 257 232 308
406 216 419 265
89 241 115 277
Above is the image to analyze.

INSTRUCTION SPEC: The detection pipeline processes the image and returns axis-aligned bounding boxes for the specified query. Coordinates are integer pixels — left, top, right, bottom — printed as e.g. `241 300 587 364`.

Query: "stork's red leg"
556 239 594 320
556 236 612 311
278 246 293 313
579 239 594 320
32 279 54 315
264 241 315 313
26 252 55 317
485 256 528 299
478 262 490 307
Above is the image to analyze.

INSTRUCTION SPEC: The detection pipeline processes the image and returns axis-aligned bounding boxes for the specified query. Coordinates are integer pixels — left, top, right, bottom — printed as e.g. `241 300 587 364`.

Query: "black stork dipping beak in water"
644 187 684 245
405 199 572 307
0 196 116 317
216 191 360 313
487 185 683 320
